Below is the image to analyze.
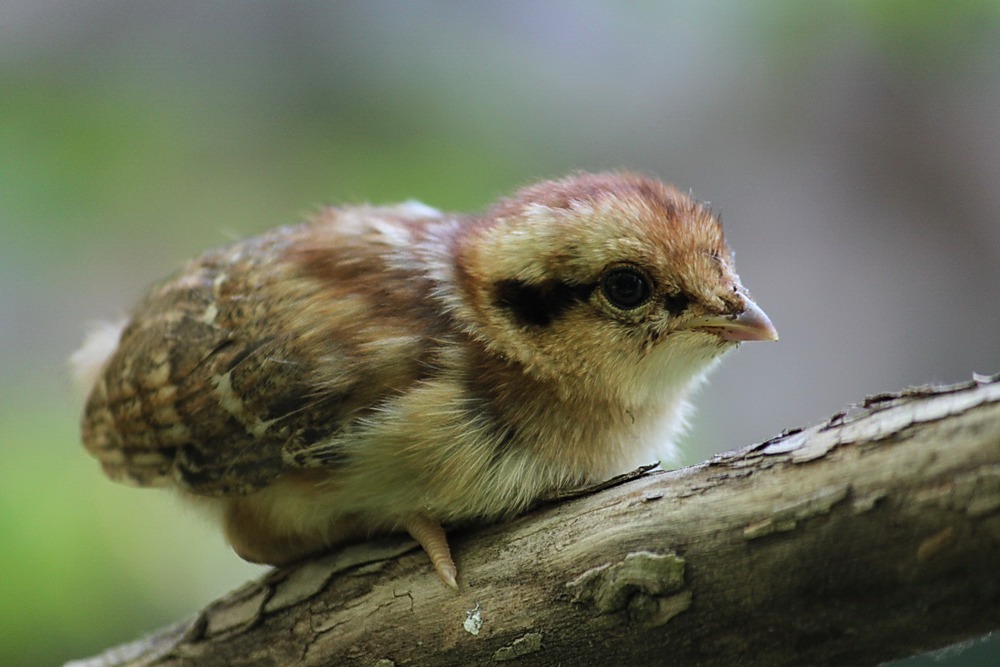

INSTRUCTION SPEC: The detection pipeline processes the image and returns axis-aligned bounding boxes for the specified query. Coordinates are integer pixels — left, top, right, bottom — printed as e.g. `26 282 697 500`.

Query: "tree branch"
68 375 1000 667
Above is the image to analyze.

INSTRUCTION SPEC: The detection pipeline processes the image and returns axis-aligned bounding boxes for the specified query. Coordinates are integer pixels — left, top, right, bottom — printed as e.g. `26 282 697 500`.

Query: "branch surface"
68 375 1000 667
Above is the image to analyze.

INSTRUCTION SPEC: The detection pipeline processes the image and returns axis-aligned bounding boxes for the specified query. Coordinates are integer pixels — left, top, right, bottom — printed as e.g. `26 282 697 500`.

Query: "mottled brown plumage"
76 172 777 588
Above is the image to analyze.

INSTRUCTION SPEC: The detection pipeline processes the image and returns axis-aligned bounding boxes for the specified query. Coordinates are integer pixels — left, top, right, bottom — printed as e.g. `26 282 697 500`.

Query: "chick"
74 172 777 588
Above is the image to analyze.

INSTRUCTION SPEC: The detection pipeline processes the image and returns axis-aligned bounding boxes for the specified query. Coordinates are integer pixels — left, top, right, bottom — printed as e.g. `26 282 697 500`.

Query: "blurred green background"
2 2 999 665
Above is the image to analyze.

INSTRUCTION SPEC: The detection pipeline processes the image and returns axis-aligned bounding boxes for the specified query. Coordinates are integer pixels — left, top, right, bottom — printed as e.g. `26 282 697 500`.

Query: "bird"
73 171 777 589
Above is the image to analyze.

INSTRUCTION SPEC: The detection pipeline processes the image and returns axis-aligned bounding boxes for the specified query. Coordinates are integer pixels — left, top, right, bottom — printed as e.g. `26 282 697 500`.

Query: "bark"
68 375 1000 667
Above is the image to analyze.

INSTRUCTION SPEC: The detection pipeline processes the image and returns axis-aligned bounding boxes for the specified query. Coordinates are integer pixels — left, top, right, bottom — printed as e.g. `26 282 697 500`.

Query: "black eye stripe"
494 279 593 327
663 292 692 314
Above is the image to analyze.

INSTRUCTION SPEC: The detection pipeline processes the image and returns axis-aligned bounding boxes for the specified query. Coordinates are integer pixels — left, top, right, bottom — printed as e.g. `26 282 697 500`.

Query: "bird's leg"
403 515 458 589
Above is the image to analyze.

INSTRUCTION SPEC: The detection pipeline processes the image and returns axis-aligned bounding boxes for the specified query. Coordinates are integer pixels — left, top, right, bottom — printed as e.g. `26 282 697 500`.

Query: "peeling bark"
68 375 1000 666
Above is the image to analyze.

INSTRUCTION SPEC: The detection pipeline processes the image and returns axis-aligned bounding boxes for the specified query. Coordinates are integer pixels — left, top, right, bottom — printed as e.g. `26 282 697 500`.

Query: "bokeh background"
2 2 998 665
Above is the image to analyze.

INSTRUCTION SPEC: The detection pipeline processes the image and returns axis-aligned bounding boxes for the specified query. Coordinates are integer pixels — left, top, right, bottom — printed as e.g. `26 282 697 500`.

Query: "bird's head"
449 172 776 407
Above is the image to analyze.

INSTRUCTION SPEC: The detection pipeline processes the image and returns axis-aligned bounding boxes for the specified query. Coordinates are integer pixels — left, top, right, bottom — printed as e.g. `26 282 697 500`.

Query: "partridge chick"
74 172 777 588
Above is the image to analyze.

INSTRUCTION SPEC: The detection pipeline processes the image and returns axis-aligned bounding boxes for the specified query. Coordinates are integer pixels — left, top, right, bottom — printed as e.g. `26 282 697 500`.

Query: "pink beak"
685 298 779 342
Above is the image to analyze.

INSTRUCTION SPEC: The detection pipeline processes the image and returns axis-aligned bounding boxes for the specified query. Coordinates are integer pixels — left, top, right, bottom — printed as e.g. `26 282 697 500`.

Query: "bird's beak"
683 298 779 342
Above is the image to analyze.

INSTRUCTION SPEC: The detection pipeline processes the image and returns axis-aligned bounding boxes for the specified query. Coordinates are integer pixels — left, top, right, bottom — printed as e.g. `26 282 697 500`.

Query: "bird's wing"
80 230 366 496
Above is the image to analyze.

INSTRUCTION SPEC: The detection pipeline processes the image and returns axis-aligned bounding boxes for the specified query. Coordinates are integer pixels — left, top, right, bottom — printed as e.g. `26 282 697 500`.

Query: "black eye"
600 267 651 310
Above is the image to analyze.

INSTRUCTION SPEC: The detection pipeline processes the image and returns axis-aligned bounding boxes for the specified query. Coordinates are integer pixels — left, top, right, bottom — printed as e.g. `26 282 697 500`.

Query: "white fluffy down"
69 320 125 396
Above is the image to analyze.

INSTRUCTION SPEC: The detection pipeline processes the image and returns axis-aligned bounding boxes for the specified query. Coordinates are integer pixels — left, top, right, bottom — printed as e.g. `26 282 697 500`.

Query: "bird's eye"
600 267 651 310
